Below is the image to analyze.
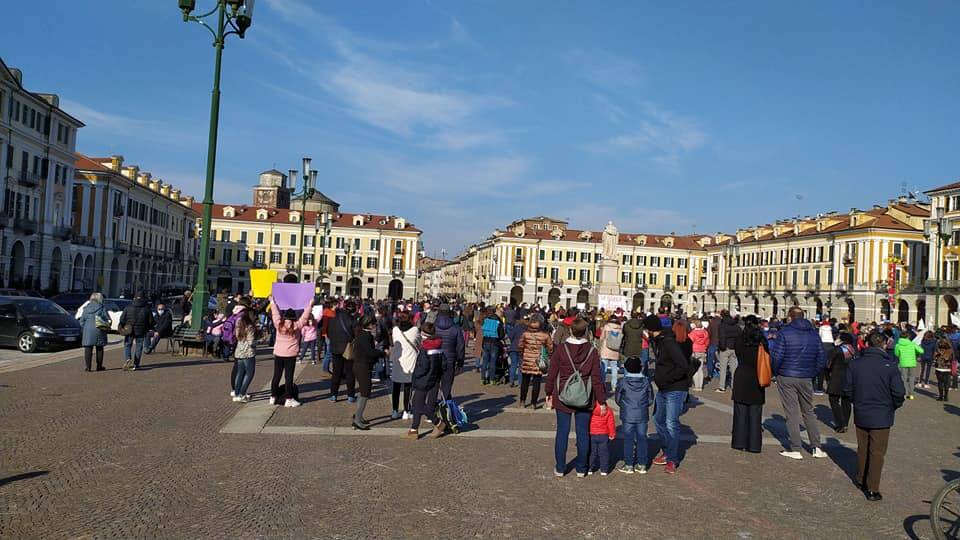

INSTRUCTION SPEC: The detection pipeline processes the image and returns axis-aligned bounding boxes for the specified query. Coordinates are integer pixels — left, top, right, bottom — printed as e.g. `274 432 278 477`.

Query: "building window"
351 256 361 269
539 250 545 261
579 269 589 282
303 253 314 265
513 265 523 279
286 252 295 265
305 235 314 248
550 268 559 281
566 251 576 262
621 272 631 283
254 250 265 264
664 257 674 268
290 234 297 246
221 230 230 243
580 252 590 263
515 248 524 262
394 240 403 255
567 268 576 280
256 232 264 244
650 256 660 267
366 256 377 269
270 251 281 264
370 239 380 251
336 237 345 249
551 250 560 261
649 273 657 285
537 267 547 278
392 258 403 271
273 233 280 245
238 250 248 263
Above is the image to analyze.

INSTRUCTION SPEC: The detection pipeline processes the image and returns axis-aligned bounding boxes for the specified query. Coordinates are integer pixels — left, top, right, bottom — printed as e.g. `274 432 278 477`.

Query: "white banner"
598 294 629 312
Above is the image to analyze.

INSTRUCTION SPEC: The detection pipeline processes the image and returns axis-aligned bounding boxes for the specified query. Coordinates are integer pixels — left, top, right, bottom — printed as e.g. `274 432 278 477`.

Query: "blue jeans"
621 420 649 468
298 339 317 363
322 337 332 372
508 351 521 384
124 336 145 367
234 356 256 396
482 341 499 381
707 344 718 378
553 412 590 474
653 390 688 465
555 409 591 474
601 358 621 393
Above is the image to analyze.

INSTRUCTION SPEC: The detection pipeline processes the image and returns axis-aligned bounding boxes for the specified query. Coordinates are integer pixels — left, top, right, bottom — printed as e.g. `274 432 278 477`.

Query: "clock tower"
252 169 291 209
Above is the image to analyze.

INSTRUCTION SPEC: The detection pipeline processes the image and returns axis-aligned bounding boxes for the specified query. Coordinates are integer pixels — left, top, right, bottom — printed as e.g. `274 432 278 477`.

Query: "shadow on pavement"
822 438 858 483
814 404 835 429
945 403 960 417
902 513 931 540
762 414 791 449
0 470 48 487
461 395 519 422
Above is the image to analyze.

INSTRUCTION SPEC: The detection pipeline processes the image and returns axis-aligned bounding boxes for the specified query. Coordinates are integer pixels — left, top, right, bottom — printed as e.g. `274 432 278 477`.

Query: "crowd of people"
74 289 959 500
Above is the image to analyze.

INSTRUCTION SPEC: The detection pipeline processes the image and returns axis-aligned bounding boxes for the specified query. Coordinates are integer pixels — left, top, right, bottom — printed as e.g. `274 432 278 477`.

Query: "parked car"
0 289 43 298
102 298 132 332
50 293 91 314
0 297 82 352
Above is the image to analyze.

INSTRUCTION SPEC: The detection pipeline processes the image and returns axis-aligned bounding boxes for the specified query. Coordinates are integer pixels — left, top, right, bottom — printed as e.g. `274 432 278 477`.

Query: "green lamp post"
178 0 254 333
289 158 317 280
924 206 954 329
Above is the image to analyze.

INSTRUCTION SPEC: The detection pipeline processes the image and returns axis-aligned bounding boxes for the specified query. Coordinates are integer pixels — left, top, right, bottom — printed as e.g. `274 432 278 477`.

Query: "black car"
50 293 91 314
0 297 83 352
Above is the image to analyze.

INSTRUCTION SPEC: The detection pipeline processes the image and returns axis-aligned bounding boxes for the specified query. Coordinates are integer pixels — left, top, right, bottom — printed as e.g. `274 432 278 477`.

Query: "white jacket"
390 326 420 384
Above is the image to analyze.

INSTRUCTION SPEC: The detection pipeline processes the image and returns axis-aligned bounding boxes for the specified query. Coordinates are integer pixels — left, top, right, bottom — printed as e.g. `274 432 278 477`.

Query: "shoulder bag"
339 317 355 361
756 343 772 388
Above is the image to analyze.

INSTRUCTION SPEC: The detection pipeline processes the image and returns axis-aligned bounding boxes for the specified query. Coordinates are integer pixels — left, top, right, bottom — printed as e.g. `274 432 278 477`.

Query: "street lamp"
180 0 255 333
317 212 332 295
289 157 317 279
924 207 954 329
726 243 740 311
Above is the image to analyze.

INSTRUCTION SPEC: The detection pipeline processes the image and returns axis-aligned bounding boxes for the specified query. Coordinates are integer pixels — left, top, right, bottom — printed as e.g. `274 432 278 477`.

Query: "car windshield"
12 299 70 316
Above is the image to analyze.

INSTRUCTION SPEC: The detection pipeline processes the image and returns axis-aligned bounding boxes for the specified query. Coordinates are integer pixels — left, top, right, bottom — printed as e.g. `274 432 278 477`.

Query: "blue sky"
3 0 959 256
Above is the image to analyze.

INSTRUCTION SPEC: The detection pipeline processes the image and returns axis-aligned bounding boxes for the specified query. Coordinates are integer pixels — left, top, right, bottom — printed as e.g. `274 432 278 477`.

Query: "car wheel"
17 332 37 353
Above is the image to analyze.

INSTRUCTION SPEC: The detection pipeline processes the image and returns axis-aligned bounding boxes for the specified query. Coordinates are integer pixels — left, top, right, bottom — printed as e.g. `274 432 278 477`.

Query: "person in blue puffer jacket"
434 308 465 398
507 319 526 388
616 357 653 474
768 307 828 460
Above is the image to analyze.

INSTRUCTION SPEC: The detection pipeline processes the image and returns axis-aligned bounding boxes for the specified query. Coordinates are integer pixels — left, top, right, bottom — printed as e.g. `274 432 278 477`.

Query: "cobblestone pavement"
1 343 958 539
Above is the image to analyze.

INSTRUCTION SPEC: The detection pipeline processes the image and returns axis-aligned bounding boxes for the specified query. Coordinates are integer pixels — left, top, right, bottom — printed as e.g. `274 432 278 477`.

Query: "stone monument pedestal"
593 259 621 305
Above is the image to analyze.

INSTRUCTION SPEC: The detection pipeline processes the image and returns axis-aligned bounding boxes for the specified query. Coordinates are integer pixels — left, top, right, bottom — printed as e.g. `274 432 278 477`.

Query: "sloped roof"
926 180 960 194
505 226 705 251
74 154 112 173
194 203 421 233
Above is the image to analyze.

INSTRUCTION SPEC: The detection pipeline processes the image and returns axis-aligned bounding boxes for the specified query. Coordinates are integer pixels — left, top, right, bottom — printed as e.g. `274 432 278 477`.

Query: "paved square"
0 346 957 539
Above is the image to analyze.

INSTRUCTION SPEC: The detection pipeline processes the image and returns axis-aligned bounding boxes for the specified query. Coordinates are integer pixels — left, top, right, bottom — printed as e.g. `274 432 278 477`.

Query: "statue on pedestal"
602 221 619 260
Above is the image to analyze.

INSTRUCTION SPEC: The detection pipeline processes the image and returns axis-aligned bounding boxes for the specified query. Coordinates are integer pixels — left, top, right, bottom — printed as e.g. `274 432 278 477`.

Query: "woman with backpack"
407 322 447 439
269 296 314 408
78 292 110 372
731 315 768 453
517 319 553 408
599 315 623 393
545 318 607 477
390 311 419 420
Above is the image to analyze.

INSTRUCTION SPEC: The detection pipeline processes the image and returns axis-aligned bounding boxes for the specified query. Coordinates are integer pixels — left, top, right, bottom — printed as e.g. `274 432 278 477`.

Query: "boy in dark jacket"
407 323 447 440
616 357 652 474
843 331 905 501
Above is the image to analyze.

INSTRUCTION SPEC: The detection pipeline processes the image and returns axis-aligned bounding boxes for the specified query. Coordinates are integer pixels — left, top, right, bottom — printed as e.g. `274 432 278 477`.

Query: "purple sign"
271 283 314 310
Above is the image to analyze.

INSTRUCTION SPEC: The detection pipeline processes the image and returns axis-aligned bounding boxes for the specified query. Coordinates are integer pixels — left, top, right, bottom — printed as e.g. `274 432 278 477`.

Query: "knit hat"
282 308 297 321
643 315 662 332
624 357 644 374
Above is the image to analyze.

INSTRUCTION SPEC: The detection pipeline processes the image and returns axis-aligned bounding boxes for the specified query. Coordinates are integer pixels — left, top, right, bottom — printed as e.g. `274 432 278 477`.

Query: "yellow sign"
250 269 277 298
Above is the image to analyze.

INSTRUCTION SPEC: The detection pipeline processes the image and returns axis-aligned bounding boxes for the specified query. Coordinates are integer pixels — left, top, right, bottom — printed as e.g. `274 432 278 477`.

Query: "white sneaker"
230 390 236 397
812 448 828 459
635 465 648 475
232 396 242 402
600 472 608 476
269 397 277 405
402 411 412 420
239 395 251 403
284 398 301 408
780 450 804 460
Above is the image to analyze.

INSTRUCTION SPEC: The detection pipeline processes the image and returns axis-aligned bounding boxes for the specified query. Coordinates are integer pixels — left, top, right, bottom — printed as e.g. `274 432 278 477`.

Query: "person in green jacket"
893 336 923 400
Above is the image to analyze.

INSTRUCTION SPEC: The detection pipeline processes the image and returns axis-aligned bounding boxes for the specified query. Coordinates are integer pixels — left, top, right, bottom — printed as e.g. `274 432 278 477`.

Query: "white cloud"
587 103 706 165
61 99 203 147
422 129 504 150
568 49 645 90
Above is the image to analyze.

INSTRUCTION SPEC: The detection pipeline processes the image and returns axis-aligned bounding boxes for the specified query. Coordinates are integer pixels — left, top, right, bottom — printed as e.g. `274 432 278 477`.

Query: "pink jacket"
690 328 710 354
301 321 318 342
271 300 313 357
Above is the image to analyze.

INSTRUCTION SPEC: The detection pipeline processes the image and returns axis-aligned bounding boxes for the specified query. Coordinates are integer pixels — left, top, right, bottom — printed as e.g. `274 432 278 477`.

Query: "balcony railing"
14 217 38 234
663 285 675 293
875 281 891 293
635 283 647 291
842 255 855 265
392 269 405 279
349 267 363 277
924 279 960 290
15 169 41 188
52 225 72 240
579 280 593 289
551 278 564 286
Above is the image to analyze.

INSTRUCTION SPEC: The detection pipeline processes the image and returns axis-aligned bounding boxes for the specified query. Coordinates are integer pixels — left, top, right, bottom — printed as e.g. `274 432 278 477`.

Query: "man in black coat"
645 315 692 474
843 331 905 501
716 311 741 392
119 295 153 371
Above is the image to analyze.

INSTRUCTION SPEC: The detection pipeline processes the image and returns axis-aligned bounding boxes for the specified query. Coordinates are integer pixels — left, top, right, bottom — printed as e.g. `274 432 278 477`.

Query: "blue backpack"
436 392 468 432
482 318 501 339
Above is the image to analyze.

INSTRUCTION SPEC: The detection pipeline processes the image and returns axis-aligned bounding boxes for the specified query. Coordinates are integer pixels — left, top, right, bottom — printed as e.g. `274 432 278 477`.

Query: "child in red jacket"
589 401 617 475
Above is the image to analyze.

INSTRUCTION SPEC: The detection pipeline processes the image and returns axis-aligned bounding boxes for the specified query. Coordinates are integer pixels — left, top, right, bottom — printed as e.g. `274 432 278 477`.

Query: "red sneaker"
665 462 677 474
652 453 667 466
